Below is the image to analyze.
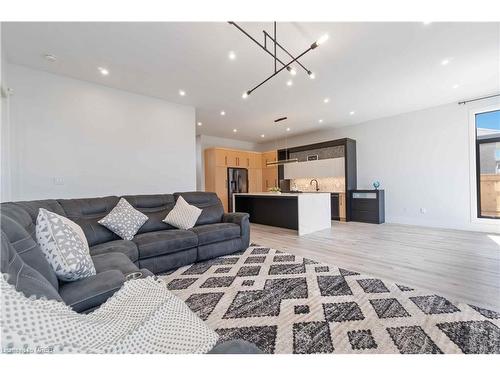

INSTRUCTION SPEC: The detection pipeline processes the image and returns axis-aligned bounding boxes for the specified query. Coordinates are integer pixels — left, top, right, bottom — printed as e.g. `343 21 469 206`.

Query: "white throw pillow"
36 208 96 282
98 198 148 240
163 196 202 230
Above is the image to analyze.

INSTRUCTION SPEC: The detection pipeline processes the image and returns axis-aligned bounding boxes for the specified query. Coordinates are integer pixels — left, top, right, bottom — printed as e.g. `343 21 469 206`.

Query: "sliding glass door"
475 109 500 219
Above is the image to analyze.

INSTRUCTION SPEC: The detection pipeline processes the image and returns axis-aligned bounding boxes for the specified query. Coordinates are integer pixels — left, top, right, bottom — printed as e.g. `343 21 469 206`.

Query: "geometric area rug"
161 245 500 354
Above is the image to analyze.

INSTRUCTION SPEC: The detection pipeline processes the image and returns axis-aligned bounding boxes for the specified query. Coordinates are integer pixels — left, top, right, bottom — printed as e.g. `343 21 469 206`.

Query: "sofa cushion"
89 240 139 263
1 231 62 302
36 209 96 281
57 196 121 246
0 214 60 290
91 252 139 275
164 196 202 230
58 269 125 313
122 194 176 233
133 230 198 259
189 223 241 246
174 192 224 226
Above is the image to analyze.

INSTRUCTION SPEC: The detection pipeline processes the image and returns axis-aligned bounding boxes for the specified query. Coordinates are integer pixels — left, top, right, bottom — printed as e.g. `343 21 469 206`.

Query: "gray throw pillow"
98 198 148 240
36 209 96 282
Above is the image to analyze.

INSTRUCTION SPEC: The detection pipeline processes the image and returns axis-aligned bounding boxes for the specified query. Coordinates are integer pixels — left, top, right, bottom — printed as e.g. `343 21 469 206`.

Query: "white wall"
4 64 196 201
258 100 500 233
196 134 258 191
1 28 12 202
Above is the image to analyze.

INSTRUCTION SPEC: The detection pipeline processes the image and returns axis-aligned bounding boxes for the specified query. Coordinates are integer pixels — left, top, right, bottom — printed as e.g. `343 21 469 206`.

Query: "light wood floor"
250 221 500 311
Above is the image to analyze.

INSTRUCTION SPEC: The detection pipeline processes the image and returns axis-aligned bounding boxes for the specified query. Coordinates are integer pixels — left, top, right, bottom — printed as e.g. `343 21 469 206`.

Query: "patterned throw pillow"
36 209 96 282
163 196 202 230
98 198 148 240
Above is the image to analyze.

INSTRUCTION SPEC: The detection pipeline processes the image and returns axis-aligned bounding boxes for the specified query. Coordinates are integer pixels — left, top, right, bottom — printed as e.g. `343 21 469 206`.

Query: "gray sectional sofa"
1 191 259 353
0 192 250 313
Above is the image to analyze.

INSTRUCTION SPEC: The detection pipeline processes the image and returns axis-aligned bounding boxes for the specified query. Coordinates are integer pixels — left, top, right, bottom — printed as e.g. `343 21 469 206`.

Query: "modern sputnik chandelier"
228 22 328 98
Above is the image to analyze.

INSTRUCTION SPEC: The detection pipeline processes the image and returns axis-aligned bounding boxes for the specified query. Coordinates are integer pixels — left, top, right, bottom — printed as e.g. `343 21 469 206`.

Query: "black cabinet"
330 193 340 220
349 190 385 224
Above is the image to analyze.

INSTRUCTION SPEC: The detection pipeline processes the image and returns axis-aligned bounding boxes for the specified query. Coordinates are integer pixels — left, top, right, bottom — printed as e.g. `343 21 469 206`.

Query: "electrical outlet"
53 177 65 186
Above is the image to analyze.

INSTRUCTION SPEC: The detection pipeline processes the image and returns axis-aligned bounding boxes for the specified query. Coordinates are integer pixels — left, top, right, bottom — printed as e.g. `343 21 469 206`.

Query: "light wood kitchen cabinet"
205 148 277 212
215 167 229 212
262 167 278 190
339 193 346 221
261 150 277 168
261 150 278 191
214 149 235 167
248 168 262 193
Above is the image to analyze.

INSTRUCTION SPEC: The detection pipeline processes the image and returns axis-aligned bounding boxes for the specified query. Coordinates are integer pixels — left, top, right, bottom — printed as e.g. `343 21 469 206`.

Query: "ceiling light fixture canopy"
229 21 328 97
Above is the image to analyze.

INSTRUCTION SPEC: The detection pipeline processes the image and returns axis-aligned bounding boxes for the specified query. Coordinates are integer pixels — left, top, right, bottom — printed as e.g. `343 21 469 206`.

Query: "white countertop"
234 192 331 197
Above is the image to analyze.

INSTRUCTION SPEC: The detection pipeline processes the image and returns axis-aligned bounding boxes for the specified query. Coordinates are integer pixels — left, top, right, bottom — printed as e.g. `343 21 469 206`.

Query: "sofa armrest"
222 212 249 225
59 270 125 313
222 212 250 249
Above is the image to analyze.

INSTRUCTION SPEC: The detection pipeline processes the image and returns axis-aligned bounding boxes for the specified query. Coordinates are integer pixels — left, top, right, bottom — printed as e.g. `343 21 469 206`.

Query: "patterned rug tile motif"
161 245 500 354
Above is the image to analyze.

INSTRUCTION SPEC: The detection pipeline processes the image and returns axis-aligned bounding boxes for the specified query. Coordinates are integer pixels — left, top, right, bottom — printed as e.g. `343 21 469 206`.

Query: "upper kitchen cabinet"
284 157 345 179
214 149 236 167
261 150 277 168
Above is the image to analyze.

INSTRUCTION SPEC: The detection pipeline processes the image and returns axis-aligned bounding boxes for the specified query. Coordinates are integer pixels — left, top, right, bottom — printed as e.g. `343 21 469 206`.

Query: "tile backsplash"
290 177 345 193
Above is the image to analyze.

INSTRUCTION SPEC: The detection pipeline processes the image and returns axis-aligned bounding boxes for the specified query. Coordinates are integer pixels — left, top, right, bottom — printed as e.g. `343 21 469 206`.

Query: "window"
475 109 500 219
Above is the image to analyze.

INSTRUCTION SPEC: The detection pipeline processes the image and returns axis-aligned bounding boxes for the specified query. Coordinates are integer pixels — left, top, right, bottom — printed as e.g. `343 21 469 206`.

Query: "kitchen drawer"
351 198 378 211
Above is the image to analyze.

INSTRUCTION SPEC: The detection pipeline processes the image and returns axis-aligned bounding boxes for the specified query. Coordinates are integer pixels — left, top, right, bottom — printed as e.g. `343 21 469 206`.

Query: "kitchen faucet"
310 179 320 191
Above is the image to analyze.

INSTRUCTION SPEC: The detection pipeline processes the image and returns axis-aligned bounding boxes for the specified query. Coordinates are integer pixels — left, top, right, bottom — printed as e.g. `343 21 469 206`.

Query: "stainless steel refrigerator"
227 168 248 212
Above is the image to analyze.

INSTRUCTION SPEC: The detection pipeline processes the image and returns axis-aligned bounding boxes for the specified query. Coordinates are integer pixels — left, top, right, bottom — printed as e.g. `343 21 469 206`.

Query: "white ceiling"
2 22 499 142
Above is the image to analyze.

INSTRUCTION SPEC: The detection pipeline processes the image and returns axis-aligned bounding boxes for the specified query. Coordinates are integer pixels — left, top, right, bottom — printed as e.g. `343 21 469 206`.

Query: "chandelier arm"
263 31 311 74
274 22 277 73
228 21 289 69
247 45 313 94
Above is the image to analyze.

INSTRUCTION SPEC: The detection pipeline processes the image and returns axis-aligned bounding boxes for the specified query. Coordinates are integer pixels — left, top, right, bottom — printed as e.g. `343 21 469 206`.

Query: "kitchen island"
233 192 331 236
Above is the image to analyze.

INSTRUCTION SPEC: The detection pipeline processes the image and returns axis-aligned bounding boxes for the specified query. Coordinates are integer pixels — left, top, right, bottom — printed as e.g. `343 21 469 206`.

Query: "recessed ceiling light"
228 51 236 60
261 134 265 138
323 98 330 103
286 127 291 132
233 129 238 133
441 59 450 66
197 122 202 126
179 89 186 96
318 119 323 123
220 111 226 116
423 21 432 25
349 111 355 115
452 84 460 89
286 80 293 86
98 67 109 76
43 53 57 62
